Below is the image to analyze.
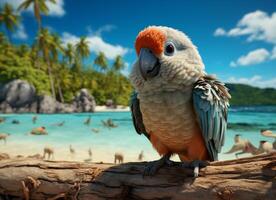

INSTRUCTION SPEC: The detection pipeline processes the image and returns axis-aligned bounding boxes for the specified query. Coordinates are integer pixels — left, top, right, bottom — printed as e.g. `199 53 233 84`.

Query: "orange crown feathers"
135 27 166 56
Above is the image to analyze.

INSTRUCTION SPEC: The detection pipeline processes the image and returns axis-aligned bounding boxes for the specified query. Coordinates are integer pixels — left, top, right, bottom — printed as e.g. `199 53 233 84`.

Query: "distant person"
225 134 259 158
91 128 100 133
52 121 65 127
107 119 117 127
43 147 54 160
260 129 276 150
11 119 20 124
257 140 275 154
260 129 276 138
0 133 10 144
88 148 92 158
84 116 92 125
138 151 144 161
101 120 108 128
69 145 75 154
114 153 124 164
32 116 37 124
83 148 92 163
102 119 117 128
30 127 47 135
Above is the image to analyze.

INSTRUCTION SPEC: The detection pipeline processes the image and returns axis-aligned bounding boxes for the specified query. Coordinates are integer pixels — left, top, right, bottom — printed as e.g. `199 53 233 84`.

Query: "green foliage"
94 51 108 71
0 42 51 95
112 55 125 71
18 0 56 30
226 83 276 106
0 1 134 106
0 31 133 106
0 3 20 41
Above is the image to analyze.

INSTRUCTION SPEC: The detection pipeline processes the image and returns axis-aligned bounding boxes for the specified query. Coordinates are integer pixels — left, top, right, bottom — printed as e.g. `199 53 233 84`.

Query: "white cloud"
227 75 276 89
0 0 65 17
61 32 129 59
214 28 226 36
214 10 276 44
46 0 65 16
230 48 270 67
230 47 276 67
87 25 117 36
12 24 27 40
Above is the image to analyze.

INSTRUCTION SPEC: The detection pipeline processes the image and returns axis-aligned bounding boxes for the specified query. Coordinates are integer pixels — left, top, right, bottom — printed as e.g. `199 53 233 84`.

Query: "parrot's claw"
180 160 209 177
143 154 171 177
143 156 208 177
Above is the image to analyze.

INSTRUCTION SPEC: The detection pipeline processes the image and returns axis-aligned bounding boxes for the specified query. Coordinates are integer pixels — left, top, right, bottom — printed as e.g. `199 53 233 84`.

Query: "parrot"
129 26 231 177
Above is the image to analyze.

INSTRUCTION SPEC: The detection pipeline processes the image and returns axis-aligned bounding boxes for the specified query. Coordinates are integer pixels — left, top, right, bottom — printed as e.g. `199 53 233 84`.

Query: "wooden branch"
0 153 275 200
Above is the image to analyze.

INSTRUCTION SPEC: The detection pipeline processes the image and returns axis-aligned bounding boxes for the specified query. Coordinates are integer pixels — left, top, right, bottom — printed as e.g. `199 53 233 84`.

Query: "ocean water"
0 107 275 162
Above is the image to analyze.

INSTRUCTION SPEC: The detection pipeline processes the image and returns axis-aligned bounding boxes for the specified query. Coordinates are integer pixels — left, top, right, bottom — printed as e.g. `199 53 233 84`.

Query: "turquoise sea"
0 107 276 162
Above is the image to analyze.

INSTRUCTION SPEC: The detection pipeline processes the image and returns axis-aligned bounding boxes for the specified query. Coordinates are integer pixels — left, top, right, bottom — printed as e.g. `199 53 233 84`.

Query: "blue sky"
1 0 276 88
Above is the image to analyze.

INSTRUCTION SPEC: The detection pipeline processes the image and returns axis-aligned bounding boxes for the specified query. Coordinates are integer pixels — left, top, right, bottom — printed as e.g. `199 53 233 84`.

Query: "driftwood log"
0 153 275 200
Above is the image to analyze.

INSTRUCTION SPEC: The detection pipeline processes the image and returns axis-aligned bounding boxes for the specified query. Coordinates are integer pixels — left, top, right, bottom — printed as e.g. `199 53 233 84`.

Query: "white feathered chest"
138 89 200 150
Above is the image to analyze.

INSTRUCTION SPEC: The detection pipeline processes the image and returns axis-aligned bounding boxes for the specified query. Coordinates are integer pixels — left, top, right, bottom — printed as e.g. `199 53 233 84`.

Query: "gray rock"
0 101 13 113
0 80 96 113
38 95 57 113
0 80 36 108
29 101 38 113
56 103 75 113
15 106 30 113
73 89 96 112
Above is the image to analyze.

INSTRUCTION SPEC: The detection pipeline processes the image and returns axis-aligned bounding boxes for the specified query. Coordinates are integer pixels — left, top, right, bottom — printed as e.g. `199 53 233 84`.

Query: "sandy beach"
95 105 130 112
0 140 161 163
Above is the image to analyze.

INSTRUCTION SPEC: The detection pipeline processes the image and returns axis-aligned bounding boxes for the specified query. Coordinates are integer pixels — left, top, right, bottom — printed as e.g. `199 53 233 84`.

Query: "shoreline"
95 105 130 112
0 105 130 115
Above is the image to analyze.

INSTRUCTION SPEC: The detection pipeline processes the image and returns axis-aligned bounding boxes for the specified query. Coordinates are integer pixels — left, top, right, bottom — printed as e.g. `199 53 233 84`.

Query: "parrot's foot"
143 154 171 177
179 160 209 177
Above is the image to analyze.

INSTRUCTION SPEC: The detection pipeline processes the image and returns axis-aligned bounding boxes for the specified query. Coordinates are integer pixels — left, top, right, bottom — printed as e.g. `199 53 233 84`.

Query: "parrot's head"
130 26 205 93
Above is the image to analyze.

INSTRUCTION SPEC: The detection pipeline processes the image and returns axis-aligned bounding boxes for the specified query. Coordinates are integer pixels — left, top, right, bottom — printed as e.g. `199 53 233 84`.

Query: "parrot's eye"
164 42 175 56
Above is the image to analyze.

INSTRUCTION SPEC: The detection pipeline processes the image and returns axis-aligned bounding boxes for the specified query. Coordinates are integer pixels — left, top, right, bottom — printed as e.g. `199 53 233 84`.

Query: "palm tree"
64 43 75 66
50 33 64 62
112 55 125 72
50 33 65 102
75 36 90 71
94 52 108 72
18 0 56 31
30 43 40 69
36 28 56 99
17 44 30 57
0 3 20 42
56 62 72 101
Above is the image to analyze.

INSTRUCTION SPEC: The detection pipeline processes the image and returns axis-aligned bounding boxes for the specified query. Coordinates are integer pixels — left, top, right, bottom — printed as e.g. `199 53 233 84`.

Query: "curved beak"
138 48 160 80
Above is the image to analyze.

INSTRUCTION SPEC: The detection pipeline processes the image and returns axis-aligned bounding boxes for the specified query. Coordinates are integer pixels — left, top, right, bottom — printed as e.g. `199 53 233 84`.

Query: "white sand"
95 105 130 112
0 140 161 163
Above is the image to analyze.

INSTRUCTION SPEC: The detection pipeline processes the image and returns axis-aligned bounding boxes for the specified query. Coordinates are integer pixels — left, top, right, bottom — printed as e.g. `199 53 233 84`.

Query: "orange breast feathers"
149 130 210 161
135 27 166 56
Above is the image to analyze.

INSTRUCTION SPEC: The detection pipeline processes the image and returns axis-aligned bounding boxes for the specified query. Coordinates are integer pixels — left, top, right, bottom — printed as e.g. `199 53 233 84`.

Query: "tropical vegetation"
0 2 132 106
0 2 275 107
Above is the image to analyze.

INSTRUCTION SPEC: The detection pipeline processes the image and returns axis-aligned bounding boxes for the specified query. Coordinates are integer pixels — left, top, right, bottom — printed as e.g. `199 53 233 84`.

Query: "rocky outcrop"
38 95 77 113
73 88 96 112
0 79 36 108
0 80 96 113
37 95 57 114
0 101 13 113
